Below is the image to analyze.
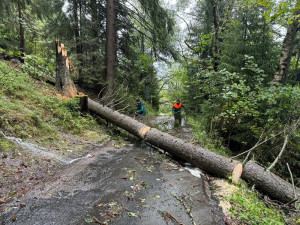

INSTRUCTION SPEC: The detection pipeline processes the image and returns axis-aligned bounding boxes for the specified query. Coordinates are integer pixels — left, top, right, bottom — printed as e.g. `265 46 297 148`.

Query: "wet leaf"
141 181 147 187
85 217 94 223
146 166 153 172
108 202 117 207
128 170 136 174
20 202 26 207
152 195 160 199
12 215 17 221
127 212 139 217
130 176 136 181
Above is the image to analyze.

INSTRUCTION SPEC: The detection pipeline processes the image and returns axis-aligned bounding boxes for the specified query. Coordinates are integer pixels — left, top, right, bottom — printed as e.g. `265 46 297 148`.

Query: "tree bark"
242 160 300 203
88 98 151 138
144 128 242 182
73 0 81 55
55 40 78 98
105 0 117 94
210 0 220 71
88 98 243 183
273 3 300 83
17 0 24 63
87 98 300 203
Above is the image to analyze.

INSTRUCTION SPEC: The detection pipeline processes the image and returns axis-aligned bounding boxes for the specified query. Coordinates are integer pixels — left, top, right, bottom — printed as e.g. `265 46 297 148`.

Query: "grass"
229 182 285 225
0 60 110 154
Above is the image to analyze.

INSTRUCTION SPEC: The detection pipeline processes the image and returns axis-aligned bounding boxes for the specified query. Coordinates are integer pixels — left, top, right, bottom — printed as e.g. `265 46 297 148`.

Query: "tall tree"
105 0 117 94
17 0 25 62
273 1 300 83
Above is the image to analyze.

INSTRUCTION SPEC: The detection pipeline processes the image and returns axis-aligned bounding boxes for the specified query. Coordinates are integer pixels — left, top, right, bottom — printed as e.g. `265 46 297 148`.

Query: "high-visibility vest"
173 102 182 108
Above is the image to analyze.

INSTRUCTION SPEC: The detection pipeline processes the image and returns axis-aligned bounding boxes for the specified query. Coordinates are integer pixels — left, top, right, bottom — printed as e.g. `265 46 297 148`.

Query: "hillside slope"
0 60 113 210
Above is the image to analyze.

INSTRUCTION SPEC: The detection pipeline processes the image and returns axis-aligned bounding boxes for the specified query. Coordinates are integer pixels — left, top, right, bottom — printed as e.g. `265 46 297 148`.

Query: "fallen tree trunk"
88 98 242 183
144 128 242 182
87 98 300 203
88 99 151 139
242 161 300 203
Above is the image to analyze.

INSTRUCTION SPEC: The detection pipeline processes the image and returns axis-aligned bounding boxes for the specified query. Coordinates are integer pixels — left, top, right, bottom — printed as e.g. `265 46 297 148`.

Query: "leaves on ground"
152 195 160 199
127 212 139 217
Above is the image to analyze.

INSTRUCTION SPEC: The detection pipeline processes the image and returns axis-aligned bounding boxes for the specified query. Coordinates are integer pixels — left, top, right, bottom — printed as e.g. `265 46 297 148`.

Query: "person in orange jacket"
172 99 186 128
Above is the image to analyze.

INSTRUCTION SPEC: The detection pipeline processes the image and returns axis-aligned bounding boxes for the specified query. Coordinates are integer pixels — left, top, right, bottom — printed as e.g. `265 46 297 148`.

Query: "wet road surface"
0 143 225 225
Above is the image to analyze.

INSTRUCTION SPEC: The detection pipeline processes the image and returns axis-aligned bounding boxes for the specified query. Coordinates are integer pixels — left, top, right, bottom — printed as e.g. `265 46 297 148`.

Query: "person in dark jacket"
172 99 186 128
135 98 146 116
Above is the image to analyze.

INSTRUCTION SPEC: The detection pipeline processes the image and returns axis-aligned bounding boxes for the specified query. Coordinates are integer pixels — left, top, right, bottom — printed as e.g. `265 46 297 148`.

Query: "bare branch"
266 134 289 172
286 162 297 208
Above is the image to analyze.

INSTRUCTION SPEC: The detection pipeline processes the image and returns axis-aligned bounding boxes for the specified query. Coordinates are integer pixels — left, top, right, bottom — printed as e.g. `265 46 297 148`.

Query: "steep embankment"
0 60 113 210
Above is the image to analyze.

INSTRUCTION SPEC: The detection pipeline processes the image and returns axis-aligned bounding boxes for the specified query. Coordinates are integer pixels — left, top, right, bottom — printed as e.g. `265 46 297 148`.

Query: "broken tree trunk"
87 98 300 203
88 98 242 183
55 40 77 98
144 128 242 182
242 161 300 203
88 99 151 139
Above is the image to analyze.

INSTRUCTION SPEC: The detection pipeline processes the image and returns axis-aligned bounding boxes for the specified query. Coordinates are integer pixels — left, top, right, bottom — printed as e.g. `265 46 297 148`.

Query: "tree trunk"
105 0 117 94
144 128 242 182
88 99 151 138
211 0 219 71
242 161 300 203
73 0 81 55
88 98 242 183
55 40 78 98
273 3 300 83
17 0 24 63
87 98 300 203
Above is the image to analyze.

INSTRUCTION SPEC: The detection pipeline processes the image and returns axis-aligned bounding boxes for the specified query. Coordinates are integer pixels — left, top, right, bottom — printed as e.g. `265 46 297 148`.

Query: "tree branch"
266 134 289 172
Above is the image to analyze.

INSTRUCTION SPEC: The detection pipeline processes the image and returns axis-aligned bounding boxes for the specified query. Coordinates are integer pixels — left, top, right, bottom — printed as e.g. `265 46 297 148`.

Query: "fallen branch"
93 216 106 225
165 211 185 225
267 134 289 172
286 162 297 207
231 130 284 160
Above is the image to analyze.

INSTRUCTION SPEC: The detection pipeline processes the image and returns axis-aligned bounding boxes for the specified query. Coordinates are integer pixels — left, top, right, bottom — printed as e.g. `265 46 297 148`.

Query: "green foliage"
0 61 98 140
230 182 284 224
219 1 278 77
119 54 160 110
188 114 231 157
23 54 55 79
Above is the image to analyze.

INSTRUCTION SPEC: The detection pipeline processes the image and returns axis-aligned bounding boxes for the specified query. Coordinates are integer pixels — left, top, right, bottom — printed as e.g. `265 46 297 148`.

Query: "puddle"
185 167 204 178
0 132 93 165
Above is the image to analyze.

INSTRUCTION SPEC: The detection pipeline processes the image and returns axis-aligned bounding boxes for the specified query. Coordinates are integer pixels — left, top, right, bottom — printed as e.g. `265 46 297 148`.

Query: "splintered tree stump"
242 161 300 203
87 98 242 182
55 40 77 98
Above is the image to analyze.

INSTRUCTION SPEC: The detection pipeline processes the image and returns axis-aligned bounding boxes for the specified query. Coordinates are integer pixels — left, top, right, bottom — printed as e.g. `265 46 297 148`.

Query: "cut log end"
232 163 243 184
139 126 151 139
